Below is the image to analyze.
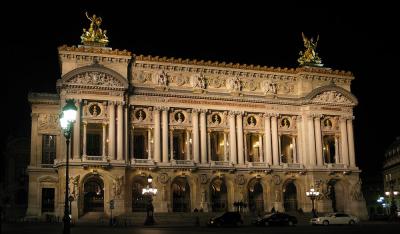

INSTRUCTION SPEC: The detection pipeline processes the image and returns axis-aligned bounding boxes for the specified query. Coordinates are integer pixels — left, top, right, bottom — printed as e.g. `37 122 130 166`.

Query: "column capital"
108 101 116 106
153 106 164 111
339 115 353 121
296 115 303 121
228 110 236 117
82 121 88 126
102 122 108 127
31 113 39 118
191 108 202 113
311 113 323 119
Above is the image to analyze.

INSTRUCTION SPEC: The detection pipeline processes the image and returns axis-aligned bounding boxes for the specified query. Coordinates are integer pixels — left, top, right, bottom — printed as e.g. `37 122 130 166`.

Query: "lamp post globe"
60 99 77 234
306 187 320 218
143 174 157 225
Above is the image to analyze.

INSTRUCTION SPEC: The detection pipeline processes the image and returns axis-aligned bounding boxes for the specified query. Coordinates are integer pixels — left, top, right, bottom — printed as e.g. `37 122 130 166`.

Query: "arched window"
280 135 294 163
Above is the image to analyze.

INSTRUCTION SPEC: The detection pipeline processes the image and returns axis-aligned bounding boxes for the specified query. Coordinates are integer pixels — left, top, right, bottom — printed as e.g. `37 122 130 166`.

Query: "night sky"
3 1 400 180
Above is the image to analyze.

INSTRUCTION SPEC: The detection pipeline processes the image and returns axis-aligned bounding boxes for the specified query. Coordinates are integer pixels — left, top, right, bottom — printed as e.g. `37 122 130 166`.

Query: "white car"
310 213 359 225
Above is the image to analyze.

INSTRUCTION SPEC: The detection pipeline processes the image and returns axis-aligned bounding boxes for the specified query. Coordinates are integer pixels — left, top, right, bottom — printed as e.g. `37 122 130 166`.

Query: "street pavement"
2 222 400 234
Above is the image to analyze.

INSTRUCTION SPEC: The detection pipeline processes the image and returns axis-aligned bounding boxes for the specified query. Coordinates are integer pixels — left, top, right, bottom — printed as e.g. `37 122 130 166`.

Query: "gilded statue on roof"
298 32 323 67
80 12 109 46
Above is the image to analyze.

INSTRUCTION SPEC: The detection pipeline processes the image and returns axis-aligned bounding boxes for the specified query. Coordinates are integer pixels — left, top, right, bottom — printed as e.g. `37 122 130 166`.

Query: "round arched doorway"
83 175 104 213
248 179 264 214
283 181 297 212
210 177 227 212
172 177 191 212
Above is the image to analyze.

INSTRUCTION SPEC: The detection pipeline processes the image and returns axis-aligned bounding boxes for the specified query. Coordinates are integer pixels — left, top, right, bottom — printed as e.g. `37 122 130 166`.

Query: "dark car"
208 212 243 227
253 213 298 226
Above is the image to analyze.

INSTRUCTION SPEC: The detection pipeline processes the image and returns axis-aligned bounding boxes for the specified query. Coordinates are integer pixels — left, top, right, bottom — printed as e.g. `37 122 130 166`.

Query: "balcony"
248 162 269 168
171 160 195 167
131 158 155 166
210 161 234 168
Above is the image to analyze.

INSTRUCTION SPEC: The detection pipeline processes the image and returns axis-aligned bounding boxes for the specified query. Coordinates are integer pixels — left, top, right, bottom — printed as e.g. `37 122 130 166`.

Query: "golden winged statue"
297 32 323 67
80 12 109 46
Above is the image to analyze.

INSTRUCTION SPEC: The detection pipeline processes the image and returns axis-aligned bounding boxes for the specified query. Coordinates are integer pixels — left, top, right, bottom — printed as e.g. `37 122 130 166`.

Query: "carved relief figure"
313 91 352 104
69 175 80 198
351 179 364 201
112 175 124 198
192 74 206 89
228 77 242 92
275 190 281 202
157 71 168 86
264 81 277 94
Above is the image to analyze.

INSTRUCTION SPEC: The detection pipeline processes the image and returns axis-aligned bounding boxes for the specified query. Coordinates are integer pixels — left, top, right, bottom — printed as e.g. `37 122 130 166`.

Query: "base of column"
273 202 284 212
200 202 209 212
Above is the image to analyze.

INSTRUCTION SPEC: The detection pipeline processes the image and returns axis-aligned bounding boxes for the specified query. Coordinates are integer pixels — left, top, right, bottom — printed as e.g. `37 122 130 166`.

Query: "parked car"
252 213 298 226
208 212 243 227
310 213 359 225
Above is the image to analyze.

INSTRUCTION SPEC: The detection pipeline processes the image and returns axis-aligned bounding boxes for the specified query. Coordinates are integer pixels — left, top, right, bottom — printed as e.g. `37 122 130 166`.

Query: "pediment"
311 91 352 104
60 64 129 90
67 71 125 88
305 85 358 106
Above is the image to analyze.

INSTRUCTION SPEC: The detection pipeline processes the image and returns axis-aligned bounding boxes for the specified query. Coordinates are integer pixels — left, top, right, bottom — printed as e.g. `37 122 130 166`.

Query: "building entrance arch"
171 177 191 212
248 179 264 214
83 175 104 213
210 177 227 212
283 181 297 212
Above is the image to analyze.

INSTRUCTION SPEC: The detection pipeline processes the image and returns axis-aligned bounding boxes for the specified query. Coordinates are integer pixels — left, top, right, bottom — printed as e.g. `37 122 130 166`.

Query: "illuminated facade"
26 31 368 221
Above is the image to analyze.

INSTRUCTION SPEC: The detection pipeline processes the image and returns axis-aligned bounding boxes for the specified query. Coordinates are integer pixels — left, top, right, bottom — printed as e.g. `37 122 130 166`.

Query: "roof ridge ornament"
80 12 109 47
298 32 323 67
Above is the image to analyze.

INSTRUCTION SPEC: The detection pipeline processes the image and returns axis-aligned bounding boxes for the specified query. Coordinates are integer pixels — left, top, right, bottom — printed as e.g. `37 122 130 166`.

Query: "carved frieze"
67 71 124 88
38 114 59 130
312 91 352 104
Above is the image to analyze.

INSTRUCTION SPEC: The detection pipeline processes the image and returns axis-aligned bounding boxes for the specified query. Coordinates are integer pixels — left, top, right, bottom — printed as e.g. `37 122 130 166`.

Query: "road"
2 222 400 234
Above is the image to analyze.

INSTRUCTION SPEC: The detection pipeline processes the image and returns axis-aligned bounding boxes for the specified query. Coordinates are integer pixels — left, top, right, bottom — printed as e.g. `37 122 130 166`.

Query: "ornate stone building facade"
26 41 368 220
383 137 400 212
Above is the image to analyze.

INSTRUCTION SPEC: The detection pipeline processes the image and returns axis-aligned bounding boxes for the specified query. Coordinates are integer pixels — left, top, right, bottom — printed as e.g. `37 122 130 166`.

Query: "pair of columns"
72 101 125 161
151 107 208 163
306 114 355 167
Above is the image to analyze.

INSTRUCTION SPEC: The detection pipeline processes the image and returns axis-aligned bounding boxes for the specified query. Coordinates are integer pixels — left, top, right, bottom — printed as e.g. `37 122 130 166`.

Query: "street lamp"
60 99 77 234
142 175 157 225
385 177 399 220
306 187 320 218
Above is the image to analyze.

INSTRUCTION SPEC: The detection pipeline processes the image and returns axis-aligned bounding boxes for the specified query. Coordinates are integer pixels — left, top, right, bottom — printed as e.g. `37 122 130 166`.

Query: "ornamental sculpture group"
79 12 324 68
81 12 109 46
298 32 323 67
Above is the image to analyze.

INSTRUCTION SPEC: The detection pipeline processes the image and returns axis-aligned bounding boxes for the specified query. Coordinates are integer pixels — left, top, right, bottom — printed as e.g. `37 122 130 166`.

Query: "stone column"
271 115 279 165
148 129 152 160
296 116 303 164
192 109 200 163
186 130 190 160
169 130 174 160
334 135 340 163
82 122 87 157
237 113 244 165
278 134 282 162
200 110 207 163
314 115 323 166
340 117 349 166
264 114 272 165
102 123 107 159
153 108 161 162
224 132 228 161
30 113 38 166
162 108 169 163
207 132 211 162
259 134 264 162
73 100 81 159
307 115 316 165
117 103 124 161
347 117 356 167
130 126 134 159
229 111 237 164
244 132 248 162
108 102 115 159
124 106 128 163
292 136 297 163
